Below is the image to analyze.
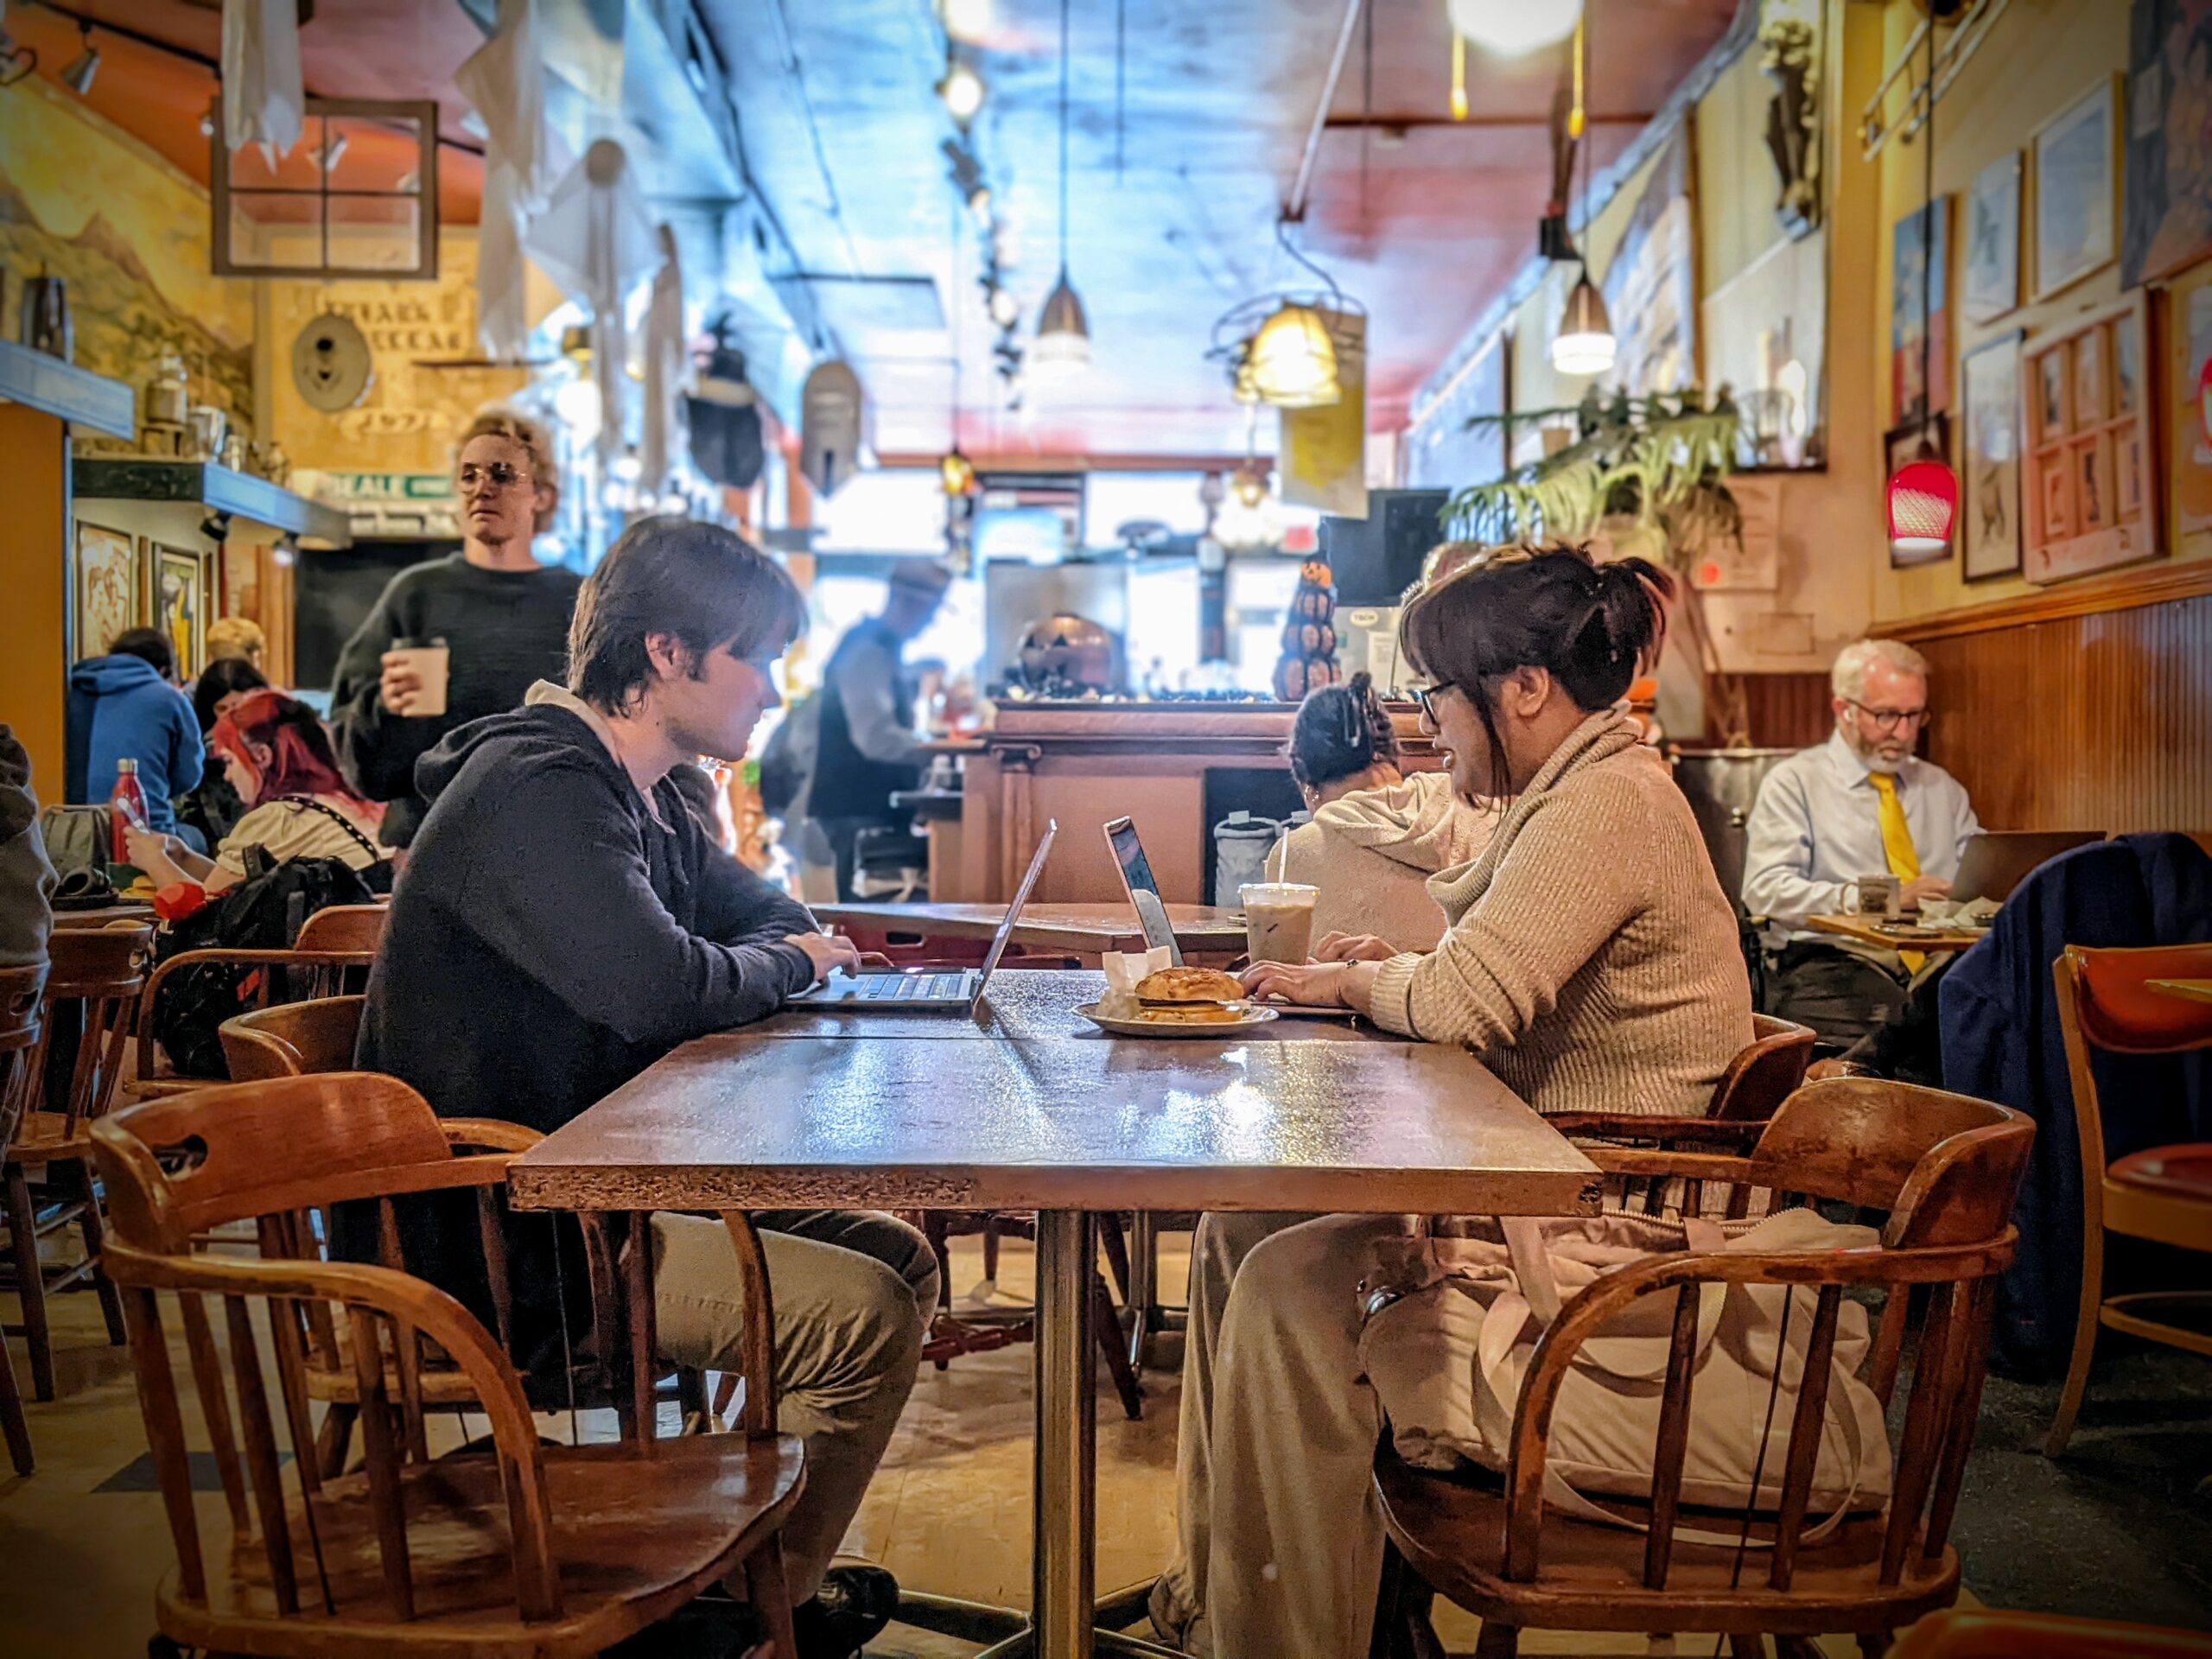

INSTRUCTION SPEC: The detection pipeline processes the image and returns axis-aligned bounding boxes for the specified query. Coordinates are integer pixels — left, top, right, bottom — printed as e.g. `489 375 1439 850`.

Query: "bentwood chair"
1370 1077 2035 1658
1 921 149 1400
2044 943 2212 1457
219 994 368 1081
1891 1608 2212 1657
92 1075 806 1658
0 958 49 1474
132 902 387 1096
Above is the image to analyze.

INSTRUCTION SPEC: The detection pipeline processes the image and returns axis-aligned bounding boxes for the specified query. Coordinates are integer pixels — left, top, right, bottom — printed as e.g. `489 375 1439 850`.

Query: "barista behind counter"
804 558 953 899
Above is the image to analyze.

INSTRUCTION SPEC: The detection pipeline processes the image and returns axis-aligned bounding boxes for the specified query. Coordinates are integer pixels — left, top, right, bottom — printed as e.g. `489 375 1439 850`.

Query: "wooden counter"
946 700 1440 905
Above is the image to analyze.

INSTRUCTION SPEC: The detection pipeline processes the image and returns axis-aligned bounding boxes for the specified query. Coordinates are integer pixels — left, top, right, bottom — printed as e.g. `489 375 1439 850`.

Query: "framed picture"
2022 292 2158 583
149 543 208 681
2120 0 2212 287
72 522 140 663
1961 334 2024 581
1891 197 1952 422
1964 151 2022 322
2172 254 2212 537
1885 414 1953 569
2032 78 2119 301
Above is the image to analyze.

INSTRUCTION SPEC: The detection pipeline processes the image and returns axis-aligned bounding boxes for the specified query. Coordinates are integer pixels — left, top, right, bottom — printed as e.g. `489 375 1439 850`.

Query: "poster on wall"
150 543 207 681
1891 197 1951 422
72 523 138 663
2173 256 2212 538
1961 333 2024 581
2121 0 2212 287
1964 152 2021 322
2033 78 2119 301
1600 123 1697 398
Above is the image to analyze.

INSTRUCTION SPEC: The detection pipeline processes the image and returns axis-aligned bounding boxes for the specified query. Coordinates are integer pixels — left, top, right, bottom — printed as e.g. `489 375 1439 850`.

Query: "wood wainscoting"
1882 566 2212 835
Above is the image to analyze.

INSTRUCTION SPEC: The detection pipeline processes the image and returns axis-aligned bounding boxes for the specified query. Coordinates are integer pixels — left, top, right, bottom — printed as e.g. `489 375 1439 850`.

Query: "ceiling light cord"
1918 11 1935 446
1275 218 1344 311
1058 0 1071 278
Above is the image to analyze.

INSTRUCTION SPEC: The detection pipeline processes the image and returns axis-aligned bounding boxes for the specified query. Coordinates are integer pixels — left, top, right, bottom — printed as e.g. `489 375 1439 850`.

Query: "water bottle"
110 757 149 861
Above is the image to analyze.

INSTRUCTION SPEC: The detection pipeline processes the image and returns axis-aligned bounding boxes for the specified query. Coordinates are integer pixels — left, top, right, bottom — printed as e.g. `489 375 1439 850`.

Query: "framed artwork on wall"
1961 333 2024 581
149 543 209 680
1885 414 1953 569
2173 254 2212 539
2120 0 2212 288
2022 294 2158 582
2032 78 2120 302
1964 151 2022 323
72 522 140 664
1891 196 1952 422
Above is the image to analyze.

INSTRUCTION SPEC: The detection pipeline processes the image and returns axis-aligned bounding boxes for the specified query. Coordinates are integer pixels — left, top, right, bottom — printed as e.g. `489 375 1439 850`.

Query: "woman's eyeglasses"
1412 684 1454 723
457 461 532 493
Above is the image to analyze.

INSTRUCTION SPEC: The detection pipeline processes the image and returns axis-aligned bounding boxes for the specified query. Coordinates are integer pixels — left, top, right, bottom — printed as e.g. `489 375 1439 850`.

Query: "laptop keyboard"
854 972 969 1001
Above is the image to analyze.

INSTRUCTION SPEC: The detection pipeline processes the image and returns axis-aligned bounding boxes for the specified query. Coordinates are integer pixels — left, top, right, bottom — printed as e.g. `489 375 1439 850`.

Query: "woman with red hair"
125 690 389 898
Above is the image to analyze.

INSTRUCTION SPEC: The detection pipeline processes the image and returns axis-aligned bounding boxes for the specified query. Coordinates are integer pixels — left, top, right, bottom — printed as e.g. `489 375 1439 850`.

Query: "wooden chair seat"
163 1431 803 1658
1373 1446 1959 1637
8 1108 92 1161
2107 1142 2212 1217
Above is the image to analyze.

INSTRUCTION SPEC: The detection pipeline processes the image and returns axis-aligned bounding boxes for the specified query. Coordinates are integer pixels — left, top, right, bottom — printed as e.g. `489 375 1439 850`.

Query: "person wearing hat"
804 558 952 899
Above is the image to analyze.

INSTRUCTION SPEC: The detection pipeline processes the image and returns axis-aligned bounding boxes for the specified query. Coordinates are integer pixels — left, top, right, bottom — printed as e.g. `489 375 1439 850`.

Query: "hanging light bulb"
1231 460 1270 509
940 0 993 43
1446 0 1583 58
1550 267 1616 376
987 283 1020 328
1887 453 1959 557
60 24 100 96
965 182 992 225
938 59 986 126
1247 302 1341 408
940 448 977 496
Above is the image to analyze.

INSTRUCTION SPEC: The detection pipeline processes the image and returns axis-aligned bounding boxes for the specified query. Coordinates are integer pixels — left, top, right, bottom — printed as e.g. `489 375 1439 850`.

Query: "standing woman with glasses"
329 409 585 849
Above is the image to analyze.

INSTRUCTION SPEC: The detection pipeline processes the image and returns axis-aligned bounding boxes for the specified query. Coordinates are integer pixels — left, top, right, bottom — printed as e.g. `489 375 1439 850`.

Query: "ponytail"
1287 669 1403 791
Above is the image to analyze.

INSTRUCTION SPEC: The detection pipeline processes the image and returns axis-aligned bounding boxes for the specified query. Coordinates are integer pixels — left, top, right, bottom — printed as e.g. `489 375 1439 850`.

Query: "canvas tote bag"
1357 1206 1893 1541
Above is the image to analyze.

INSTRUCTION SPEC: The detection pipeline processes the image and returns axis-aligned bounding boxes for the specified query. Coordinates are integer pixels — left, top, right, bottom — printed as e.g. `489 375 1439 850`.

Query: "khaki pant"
652 1209 940 1602
1154 1211 1401 1658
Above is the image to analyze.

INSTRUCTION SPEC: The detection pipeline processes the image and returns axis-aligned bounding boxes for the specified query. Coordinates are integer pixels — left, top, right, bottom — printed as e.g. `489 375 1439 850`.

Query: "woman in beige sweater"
1264 672 1491 952
1155 546 1753 1659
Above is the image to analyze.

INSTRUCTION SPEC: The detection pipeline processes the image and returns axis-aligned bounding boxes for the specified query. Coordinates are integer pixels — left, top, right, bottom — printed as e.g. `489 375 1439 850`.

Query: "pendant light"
61 22 100 95
1448 0 1583 60
1548 11 1614 377
1246 302 1341 407
1032 0 1090 375
1885 18 1959 557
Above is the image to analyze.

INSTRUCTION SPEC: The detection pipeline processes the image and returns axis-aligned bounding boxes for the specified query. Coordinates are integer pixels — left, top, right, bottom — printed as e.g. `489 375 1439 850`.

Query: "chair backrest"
1709 1013 1817 1122
293 902 389 956
25 921 151 1141
91 1077 563 1628
0 960 50 1152
219 995 365 1080
2051 944 2212 1212
1500 1077 2034 1597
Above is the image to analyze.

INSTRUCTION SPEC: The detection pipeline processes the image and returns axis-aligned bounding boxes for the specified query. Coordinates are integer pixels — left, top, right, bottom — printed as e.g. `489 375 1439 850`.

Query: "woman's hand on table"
1315 931 1397 963
1238 957 1381 1015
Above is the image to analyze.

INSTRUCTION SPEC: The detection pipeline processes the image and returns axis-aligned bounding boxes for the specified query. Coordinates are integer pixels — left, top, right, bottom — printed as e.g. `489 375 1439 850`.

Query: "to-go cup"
1239 882 1320 964
387 638 451 718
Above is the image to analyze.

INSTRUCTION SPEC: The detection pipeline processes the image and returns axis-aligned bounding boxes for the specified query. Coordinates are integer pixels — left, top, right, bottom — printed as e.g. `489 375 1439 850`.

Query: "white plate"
1077 1001 1281 1037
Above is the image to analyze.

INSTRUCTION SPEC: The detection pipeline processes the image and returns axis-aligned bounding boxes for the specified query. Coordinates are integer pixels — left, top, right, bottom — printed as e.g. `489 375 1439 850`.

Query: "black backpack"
151 823 387 1078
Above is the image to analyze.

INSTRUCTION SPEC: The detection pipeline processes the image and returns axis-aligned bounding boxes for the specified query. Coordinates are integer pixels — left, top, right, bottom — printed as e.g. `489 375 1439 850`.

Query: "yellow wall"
0 77 255 429
0 404 72 793
1859 0 2203 622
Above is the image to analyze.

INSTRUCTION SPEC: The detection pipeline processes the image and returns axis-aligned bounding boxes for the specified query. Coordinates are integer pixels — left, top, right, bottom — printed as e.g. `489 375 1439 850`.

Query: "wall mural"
0 79 253 429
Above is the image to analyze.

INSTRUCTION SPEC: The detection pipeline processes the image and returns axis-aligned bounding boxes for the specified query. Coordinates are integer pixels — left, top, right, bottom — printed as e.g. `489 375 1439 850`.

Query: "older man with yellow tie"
1741 638 1981 1046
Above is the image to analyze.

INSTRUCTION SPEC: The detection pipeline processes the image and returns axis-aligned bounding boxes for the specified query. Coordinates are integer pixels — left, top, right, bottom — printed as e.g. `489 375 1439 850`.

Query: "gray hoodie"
1264 770 1494 952
0 726 57 969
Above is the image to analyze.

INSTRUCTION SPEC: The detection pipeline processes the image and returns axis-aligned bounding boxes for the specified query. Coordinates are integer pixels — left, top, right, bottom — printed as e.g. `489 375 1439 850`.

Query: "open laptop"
1949 830 2101 905
1103 815 1182 965
793 821 1058 1014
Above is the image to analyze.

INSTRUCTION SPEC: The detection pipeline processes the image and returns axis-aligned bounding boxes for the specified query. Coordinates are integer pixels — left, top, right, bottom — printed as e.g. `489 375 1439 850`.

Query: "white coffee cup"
387 640 450 718
1239 882 1320 964
1844 873 1902 919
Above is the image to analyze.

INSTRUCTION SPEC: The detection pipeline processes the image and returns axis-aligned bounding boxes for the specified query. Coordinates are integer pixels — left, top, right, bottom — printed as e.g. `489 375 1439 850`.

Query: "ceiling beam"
1285 0 1366 223
1320 111 1656 130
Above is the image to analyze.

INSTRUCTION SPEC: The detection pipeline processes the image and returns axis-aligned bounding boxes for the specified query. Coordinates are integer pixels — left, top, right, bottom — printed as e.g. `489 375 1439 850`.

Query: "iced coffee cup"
386 638 451 718
1239 882 1320 965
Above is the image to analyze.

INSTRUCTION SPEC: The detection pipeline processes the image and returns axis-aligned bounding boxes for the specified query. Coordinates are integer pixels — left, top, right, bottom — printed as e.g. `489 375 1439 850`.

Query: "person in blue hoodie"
65 627 204 847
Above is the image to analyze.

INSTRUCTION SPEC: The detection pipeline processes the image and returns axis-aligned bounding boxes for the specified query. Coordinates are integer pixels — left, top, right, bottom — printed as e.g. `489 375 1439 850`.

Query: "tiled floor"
6 1234 1948 1657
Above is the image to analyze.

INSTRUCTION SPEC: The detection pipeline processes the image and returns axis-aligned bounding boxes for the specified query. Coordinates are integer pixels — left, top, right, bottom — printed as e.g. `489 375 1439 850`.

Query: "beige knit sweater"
1368 711 1753 1118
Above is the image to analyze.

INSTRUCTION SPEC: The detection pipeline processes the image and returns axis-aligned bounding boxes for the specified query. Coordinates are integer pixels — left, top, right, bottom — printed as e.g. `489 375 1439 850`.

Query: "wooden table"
2148 978 2212 1005
51 900 155 926
813 900 1251 967
1808 912 1987 953
511 971 1600 1659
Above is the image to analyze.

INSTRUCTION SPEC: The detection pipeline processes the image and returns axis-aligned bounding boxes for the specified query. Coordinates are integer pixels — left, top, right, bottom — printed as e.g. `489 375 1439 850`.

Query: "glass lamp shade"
1247 302 1341 408
1886 457 1959 555
1032 271 1090 372
1550 272 1616 376
1446 0 1582 58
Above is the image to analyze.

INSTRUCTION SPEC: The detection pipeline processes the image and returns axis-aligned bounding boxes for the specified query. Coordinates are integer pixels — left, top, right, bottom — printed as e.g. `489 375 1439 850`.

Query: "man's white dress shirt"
1740 731 1981 944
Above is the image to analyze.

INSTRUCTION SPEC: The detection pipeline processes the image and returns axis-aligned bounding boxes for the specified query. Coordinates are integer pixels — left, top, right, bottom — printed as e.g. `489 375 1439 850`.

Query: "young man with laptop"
359 517 931 1658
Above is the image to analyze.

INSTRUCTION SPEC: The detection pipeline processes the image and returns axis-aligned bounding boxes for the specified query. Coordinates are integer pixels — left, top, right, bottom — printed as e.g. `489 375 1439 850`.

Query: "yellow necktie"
1868 772 1924 972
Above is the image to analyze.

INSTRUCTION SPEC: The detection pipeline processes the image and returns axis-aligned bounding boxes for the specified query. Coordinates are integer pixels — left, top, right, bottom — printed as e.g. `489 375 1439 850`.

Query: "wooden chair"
1 921 149 1401
2044 943 2212 1457
0 959 49 1476
221 995 367 1081
1891 1608 2212 1657
131 902 387 1097
91 1074 805 1658
1370 1076 2036 1658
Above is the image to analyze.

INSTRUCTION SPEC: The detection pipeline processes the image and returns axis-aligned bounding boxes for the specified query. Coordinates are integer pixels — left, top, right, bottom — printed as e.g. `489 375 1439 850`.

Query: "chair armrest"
440 1118 543 1154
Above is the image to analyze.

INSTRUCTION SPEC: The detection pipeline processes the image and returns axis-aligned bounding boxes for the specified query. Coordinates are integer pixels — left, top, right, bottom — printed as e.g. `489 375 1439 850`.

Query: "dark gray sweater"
328 553 583 847
0 726 55 969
